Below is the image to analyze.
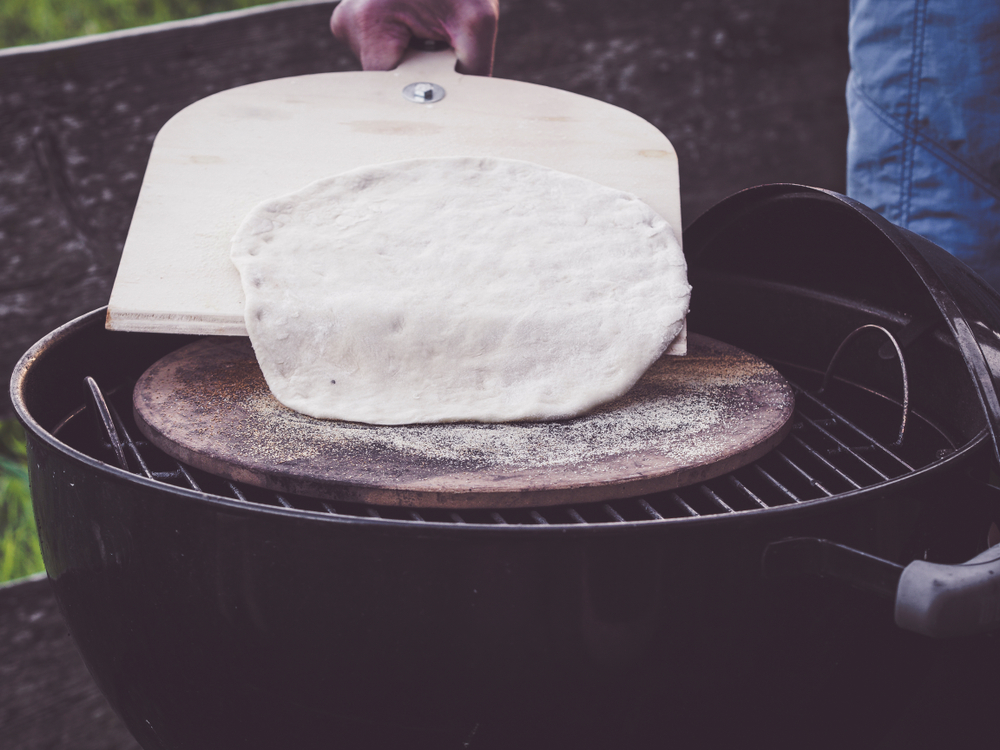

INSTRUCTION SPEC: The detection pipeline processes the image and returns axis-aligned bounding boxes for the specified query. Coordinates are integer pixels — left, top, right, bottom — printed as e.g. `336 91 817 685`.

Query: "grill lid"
685 183 1000 470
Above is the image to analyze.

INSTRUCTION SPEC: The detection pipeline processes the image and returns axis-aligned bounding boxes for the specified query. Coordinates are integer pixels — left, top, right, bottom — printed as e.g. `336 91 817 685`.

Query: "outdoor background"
0 0 271 584
1 0 267 47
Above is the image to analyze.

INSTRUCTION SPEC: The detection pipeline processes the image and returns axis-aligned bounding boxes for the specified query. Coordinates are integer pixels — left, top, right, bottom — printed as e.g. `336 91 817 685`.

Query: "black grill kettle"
11 183 1000 749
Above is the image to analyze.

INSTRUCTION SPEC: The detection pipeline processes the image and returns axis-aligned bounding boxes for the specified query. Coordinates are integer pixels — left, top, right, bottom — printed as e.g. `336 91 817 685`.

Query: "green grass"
1 0 271 49
1 0 278 582
0 419 40 583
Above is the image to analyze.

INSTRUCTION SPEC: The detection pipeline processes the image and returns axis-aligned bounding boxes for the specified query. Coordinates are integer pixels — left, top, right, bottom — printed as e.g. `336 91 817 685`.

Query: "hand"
330 0 499 76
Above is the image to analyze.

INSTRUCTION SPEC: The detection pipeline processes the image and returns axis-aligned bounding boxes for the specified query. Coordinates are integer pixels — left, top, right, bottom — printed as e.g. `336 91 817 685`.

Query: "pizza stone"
230 156 690 425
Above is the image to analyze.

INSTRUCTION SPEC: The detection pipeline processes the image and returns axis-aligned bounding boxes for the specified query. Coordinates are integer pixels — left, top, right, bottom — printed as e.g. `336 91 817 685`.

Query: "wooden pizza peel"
113 44 796 509
106 46 683 338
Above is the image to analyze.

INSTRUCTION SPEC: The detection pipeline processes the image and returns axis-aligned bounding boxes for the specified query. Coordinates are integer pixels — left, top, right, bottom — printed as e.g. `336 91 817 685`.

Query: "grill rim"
13 310 992 536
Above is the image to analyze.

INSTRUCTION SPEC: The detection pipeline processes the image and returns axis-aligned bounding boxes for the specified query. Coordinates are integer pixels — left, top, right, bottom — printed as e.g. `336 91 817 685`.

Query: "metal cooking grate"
63 362 954 527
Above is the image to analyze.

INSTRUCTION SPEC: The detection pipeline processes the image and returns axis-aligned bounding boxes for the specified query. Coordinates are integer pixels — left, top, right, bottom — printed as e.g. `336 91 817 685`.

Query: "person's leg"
847 0 1000 288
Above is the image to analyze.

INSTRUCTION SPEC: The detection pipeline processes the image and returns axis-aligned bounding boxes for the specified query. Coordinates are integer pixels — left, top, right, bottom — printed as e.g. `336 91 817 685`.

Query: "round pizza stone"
133 334 795 509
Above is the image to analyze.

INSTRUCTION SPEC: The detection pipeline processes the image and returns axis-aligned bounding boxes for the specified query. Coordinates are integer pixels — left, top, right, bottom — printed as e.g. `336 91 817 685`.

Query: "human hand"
330 0 499 75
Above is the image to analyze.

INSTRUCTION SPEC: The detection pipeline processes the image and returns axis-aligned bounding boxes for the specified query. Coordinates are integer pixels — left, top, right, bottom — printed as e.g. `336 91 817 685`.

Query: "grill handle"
895 545 1000 637
763 537 1000 638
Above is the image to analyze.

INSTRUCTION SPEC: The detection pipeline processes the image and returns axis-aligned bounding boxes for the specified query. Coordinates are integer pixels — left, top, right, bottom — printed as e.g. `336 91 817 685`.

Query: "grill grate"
63 368 951 528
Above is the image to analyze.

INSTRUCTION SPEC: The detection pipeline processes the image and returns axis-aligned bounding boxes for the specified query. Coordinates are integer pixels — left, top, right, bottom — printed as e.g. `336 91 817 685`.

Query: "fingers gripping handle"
397 38 461 79
896 545 1000 637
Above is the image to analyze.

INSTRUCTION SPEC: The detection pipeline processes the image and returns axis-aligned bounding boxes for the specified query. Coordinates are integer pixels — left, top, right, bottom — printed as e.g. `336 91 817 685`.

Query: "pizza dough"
230 156 690 425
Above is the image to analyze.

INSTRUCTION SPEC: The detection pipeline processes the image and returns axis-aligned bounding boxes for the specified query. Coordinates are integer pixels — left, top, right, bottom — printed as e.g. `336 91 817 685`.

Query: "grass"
0 420 40 583
1 0 271 48
1 0 278 582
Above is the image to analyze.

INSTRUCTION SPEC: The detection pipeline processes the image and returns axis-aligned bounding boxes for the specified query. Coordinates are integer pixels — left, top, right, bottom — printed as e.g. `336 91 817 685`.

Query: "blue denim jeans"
847 0 1000 288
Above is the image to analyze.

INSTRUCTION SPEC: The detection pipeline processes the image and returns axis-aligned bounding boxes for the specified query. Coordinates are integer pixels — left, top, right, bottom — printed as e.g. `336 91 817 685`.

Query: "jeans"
847 0 1000 289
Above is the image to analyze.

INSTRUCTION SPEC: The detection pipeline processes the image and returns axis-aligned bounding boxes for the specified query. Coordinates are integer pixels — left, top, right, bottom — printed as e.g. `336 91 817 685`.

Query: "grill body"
13 186 1000 748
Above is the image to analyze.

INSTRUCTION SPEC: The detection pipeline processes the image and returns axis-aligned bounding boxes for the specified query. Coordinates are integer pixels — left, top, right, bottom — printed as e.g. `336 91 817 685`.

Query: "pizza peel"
113 45 795 508
106 46 683 336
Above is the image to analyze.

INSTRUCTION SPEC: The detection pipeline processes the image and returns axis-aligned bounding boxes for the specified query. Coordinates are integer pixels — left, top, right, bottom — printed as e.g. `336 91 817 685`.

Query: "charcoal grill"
12 185 1000 749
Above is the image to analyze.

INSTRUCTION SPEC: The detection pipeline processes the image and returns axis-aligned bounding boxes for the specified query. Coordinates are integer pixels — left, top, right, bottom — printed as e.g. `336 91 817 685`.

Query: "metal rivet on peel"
403 82 446 103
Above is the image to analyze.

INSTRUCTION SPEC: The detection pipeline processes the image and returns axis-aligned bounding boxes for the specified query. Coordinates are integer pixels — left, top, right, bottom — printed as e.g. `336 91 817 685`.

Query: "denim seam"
850 76 1000 202
901 0 929 225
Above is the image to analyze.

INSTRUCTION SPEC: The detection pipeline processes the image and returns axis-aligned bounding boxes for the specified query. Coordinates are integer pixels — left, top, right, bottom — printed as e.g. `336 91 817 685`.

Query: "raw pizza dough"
230 156 690 425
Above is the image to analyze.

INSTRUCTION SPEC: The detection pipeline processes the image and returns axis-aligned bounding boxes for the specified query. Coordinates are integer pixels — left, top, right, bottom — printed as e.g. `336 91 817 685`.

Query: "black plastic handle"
763 537 1000 638
895 544 1000 637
